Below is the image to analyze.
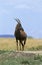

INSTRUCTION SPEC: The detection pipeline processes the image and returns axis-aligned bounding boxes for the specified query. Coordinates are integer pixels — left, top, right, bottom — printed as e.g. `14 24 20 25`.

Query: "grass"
0 38 16 51
26 38 42 51
28 45 42 51
0 38 42 51
0 51 42 65
0 38 42 65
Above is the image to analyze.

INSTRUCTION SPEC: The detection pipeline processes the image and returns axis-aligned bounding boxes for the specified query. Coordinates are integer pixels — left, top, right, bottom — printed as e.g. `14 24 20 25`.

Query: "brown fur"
14 18 27 50
20 30 27 37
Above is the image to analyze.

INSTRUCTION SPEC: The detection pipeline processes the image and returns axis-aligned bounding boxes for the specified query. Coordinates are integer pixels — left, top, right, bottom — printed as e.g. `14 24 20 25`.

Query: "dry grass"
0 38 42 51
25 38 42 50
0 38 16 50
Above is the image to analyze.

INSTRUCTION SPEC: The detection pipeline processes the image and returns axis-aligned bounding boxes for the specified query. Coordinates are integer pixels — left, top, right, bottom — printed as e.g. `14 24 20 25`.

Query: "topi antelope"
14 18 27 50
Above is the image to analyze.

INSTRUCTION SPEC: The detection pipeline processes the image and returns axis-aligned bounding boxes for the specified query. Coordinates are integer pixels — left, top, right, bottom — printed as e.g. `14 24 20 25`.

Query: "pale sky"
0 0 42 38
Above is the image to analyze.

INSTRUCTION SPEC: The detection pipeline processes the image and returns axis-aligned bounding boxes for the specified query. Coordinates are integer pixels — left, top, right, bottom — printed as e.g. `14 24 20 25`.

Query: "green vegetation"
0 50 8 54
0 38 42 65
28 36 33 39
28 45 42 51
0 51 42 65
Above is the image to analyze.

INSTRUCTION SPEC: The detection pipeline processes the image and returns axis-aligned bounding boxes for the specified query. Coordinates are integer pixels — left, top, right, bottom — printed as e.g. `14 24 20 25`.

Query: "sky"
0 0 42 38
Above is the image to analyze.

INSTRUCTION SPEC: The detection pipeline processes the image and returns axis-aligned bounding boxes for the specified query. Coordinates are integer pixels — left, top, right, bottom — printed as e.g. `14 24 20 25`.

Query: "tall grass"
0 38 42 51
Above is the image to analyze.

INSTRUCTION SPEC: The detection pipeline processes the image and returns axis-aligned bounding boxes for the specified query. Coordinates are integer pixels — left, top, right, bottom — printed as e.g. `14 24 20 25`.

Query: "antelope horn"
15 18 21 23
14 19 18 23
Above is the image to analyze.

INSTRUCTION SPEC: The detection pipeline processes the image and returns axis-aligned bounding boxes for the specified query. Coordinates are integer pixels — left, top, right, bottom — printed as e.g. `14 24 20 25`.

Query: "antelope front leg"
19 43 21 50
16 40 18 50
22 45 24 51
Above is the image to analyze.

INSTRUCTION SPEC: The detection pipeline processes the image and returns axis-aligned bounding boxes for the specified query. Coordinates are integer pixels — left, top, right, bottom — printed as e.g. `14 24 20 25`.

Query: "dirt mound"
6 51 35 58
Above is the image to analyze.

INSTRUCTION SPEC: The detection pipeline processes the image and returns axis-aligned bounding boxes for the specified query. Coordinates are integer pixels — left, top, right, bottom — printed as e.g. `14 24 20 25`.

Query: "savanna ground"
0 38 42 65
0 50 42 65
